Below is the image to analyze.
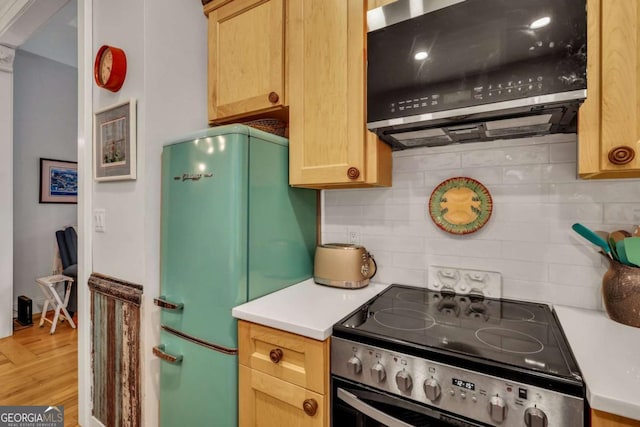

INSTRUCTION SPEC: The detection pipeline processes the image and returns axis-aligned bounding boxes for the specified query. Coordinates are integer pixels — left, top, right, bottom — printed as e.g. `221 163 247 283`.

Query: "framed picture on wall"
93 98 137 181
39 158 78 204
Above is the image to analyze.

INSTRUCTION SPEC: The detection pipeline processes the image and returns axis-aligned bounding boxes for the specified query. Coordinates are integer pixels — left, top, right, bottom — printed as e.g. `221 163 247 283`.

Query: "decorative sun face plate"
428 177 493 235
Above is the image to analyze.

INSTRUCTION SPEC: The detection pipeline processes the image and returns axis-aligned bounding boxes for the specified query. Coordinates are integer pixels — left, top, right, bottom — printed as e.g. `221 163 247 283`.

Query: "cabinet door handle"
153 344 183 364
303 398 318 416
608 146 635 165
268 91 279 103
154 296 183 311
269 348 283 363
347 167 360 180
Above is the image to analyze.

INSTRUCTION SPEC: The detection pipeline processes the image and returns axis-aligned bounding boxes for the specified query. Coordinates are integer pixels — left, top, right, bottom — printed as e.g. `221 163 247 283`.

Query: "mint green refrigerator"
155 125 317 427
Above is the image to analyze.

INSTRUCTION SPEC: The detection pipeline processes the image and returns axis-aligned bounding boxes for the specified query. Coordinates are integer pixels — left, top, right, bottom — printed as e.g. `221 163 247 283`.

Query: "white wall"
91 1 207 424
323 134 640 311
13 50 77 312
0 49 14 339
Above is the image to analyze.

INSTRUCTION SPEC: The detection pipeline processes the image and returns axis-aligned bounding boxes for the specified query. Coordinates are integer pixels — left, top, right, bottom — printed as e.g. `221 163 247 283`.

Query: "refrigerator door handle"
154 296 184 311
153 344 183 364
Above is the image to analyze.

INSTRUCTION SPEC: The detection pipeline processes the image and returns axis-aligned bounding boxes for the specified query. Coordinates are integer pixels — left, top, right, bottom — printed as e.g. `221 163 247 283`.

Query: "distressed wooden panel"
90 273 142 427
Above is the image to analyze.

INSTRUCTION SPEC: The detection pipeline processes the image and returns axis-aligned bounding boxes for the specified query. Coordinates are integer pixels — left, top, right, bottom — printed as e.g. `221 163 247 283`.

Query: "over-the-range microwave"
367 0 587 150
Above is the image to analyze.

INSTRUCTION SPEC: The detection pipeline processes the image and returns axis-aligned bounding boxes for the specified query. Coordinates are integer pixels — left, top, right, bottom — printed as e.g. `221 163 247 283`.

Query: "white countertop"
232 279 388 340
554 305 640 421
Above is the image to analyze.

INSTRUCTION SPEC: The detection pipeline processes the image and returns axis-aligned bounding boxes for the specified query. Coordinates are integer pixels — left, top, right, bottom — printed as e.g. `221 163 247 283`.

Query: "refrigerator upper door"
160 130 248 348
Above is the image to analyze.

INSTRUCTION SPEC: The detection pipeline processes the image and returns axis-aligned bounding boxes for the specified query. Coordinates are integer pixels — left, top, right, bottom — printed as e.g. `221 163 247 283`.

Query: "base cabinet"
238 320 330 427
578 0 640 178
591 409 640 427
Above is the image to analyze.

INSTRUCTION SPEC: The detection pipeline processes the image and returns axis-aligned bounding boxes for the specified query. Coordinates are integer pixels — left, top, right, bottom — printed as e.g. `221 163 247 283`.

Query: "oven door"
332 377 489 427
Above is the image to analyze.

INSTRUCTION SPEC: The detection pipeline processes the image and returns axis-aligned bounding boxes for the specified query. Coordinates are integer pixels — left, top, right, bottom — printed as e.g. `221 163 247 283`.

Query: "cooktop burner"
335 284 579 379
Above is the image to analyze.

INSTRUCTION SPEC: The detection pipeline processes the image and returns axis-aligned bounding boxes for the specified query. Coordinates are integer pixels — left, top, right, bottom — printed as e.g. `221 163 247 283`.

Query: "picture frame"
39 158 78 204
93 98 137 181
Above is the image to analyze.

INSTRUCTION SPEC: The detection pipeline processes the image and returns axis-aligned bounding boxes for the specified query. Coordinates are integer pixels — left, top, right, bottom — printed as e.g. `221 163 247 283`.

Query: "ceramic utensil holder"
602 258 640 328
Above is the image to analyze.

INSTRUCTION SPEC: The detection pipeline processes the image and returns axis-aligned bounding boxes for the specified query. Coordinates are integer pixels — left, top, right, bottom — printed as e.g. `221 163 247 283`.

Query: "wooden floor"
0 314 78 427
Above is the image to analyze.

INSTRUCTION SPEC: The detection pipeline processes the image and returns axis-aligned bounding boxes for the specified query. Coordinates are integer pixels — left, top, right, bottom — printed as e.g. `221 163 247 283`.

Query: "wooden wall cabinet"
287 0 392 188
578 0 640 178
238 320 330 427
591 409 640 427
204 0 288 125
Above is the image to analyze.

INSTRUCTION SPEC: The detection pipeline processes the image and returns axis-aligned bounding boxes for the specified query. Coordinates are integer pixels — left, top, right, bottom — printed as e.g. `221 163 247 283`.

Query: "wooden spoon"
632 225 640 237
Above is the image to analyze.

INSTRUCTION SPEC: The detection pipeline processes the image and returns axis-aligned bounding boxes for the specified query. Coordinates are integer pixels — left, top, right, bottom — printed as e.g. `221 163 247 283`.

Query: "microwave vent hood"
366 0 587 150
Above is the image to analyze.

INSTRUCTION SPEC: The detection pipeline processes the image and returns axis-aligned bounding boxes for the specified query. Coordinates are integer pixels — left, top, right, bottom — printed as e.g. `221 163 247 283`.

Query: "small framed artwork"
39 158 78 204
93 98 137 181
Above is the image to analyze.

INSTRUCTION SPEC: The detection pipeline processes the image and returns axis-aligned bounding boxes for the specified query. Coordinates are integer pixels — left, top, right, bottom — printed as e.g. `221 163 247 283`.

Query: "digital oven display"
443 90 471 104
452 378 475 391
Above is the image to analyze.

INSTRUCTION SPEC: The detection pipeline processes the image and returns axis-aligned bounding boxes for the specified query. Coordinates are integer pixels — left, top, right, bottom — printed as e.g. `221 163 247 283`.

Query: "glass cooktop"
334 284 580 379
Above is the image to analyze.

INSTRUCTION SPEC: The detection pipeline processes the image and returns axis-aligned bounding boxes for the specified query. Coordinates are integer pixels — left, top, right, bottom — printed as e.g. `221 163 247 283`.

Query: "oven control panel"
332 337 584 427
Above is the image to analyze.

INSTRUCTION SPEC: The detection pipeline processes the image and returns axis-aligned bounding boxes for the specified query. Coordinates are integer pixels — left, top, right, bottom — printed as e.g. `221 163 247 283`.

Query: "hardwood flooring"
0 314 78 427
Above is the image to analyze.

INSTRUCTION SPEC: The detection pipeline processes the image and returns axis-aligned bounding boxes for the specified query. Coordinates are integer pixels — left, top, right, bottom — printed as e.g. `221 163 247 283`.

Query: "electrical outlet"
348 229 361 245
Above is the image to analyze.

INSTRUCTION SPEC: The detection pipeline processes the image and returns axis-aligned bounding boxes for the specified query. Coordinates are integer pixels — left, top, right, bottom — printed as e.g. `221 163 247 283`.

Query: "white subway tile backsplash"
603 203 640 224
394 152 461 172
461 144 548 168
423 167 503 186
424 238 502 258
322 134 638 310
549 141 577 163
502 165 542 184
489 184 550 204
548 263 605 287
392 252 428 269
392 172 425 189
541 163 578 183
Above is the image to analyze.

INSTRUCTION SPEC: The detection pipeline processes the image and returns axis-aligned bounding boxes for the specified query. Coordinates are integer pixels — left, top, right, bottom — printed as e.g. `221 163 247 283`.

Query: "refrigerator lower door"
158 329 237 427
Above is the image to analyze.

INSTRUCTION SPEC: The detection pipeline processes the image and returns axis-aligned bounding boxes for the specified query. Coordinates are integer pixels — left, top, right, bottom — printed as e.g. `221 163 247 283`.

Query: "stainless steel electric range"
331 284 586 427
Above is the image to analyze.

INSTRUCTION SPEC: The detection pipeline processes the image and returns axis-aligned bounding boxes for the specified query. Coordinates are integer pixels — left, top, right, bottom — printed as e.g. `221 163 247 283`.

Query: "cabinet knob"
347 167 360 180
608 146 635 165
302 398 318 416
268 91 279 103
269 348 283 363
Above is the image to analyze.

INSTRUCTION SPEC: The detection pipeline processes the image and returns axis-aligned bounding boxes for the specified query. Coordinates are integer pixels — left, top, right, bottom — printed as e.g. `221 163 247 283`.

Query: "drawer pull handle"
153 345 183 364
269 348 283 363
608 146 635 165
347 167 360 180
303 399 318 416
268 91 279 103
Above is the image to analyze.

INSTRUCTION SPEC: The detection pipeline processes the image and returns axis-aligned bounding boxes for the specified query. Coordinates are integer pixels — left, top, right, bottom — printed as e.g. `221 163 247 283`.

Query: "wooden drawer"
238 320 329 394
239 365 326 427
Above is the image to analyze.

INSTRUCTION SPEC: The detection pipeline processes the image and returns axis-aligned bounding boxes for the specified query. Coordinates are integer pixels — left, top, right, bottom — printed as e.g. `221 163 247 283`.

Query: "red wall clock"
94 45 127 92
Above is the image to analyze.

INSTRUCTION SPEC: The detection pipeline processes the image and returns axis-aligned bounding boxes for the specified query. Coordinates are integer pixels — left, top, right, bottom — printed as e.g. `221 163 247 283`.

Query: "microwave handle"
337 388 414 427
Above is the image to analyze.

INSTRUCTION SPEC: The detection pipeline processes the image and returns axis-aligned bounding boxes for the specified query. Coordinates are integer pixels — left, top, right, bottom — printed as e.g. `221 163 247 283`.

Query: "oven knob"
423 378 441 401
347 356 362 375
395 370 413 392
370 362 386 383
488 395 507 423
524 407 548 427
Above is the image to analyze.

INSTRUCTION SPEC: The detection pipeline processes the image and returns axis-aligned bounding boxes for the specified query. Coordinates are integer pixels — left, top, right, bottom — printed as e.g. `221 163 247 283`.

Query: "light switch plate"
427 265 502 298
94 209 106 233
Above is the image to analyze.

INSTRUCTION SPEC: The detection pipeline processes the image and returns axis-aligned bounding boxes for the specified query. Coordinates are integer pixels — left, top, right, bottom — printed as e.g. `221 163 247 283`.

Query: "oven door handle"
337 388 415 427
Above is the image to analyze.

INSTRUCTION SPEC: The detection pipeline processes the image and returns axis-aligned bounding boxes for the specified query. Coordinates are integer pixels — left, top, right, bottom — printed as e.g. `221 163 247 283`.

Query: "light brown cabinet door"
288 0 391 188
591 409 640 427
239 364 326 427
207 0 286 123
578 0 640 178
